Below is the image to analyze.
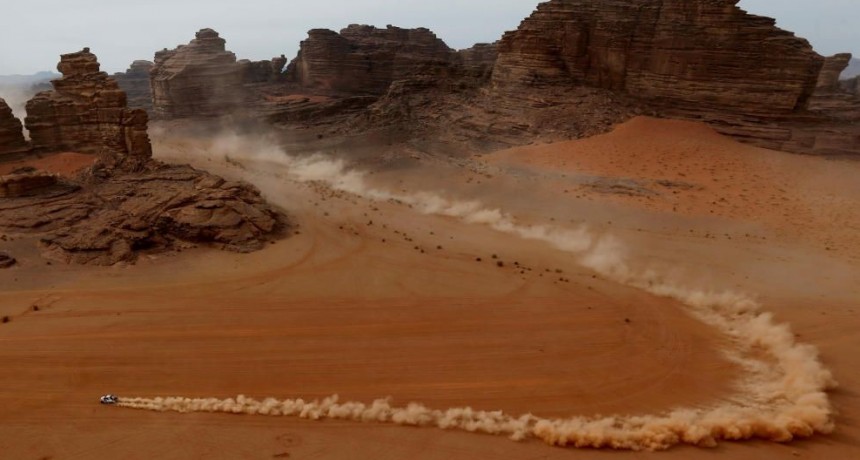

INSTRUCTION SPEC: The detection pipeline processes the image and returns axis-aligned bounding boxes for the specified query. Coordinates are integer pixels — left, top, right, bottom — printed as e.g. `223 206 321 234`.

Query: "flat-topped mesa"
286 24 456 95
0 98 28 158
492 0 824 116
24 49 152 170
151 28 246 119
114 60 154 111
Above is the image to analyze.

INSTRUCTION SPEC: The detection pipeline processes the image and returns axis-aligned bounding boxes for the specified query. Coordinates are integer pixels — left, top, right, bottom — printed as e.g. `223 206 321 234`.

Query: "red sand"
1 118 858 458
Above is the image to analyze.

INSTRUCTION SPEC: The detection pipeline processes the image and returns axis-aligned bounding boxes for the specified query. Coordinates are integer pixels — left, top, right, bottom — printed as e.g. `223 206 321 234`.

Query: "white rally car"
100 394 119 405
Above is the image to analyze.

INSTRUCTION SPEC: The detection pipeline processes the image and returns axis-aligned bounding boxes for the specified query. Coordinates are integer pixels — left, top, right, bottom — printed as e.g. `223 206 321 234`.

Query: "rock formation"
0 171 58 198
0 98 28 158
817 54 853 91
113 60 154 111
486 0 860 156
492 0 823 115
0 165 284 265
25 49 152 170
240 55 287 84
151 29 246 119
457 43 498 81
2 49 288 265
286 25 456 95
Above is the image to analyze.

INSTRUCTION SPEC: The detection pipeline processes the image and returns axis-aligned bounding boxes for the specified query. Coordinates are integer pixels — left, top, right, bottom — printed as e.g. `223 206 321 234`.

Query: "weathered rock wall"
150 29 246 119
24 49 152 170
113 60 154 112
286 25 456 95
0 98 28 158
492 0 823 116
240 55 287 84
457 43 498 81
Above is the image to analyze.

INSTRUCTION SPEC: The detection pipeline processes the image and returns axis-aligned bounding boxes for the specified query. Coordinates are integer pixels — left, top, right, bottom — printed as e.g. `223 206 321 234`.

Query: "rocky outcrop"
492 0 823 115
151 29 246 119
286 25 456 95
457 43 498 81
0 164 285 265
2 49 288 265
0 171 58 198
113 60 154 112
0 98 28 158
486 0 860 156
240 55 287 84
817 54 853 91
842 76 860 96
24 49 152 170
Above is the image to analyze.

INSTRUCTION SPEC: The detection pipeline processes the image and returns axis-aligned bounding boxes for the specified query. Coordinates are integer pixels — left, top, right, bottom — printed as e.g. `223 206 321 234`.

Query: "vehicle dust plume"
122 131 836 450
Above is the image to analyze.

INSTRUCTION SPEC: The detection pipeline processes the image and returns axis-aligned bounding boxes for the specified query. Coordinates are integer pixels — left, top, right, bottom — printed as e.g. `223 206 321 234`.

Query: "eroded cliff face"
0 98 28 158
25 49 152 170
492 0 823 114
114 60 154 112
286 25 456 95
151 29 246 119
1 49 287 265
489 0 860 156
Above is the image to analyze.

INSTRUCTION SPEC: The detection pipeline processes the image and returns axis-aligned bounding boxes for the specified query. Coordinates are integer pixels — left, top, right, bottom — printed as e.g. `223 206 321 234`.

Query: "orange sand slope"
489 117 860 258
1 118 858 458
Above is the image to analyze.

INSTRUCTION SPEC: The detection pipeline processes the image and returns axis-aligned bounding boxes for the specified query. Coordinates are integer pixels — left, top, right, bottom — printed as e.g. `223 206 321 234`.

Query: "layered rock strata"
2 50 288 265
0 171 58 198
489 0 860 156
286 25 456 95
25 49 152 170
240 55 288 84
0 98 28 158
151 29 246 118
113 60 154 111
0 165 284 265
492 0 823 115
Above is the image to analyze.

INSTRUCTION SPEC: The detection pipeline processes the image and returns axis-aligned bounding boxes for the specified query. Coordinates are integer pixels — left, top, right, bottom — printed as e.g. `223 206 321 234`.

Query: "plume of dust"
123 132 837 450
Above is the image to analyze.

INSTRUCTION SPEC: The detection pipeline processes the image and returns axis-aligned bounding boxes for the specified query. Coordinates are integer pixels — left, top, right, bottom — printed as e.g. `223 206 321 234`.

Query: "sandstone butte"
24 48 152 171
150 28 288 119
113 60 154 112
0 50 286 265
285 24 458 95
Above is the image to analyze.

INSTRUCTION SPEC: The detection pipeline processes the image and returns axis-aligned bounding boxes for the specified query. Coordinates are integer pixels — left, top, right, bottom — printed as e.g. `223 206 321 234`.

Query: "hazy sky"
0 0 857 75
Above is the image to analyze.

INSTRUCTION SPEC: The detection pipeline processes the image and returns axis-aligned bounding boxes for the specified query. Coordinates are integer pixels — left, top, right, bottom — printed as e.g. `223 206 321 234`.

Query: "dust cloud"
120 131 837 450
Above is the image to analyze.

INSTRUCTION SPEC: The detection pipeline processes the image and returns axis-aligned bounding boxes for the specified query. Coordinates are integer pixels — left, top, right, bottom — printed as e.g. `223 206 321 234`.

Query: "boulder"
150 29 246 119
24 48 152 171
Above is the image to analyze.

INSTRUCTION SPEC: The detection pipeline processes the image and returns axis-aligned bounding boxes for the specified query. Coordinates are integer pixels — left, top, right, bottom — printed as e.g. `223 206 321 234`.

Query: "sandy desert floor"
0 118 858 459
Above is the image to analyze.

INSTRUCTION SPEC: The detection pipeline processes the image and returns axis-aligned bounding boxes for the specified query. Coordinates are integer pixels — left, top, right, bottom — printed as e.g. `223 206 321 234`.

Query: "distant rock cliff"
113 60 154 112
25 48 152 171
488 0 859 156
151 29 246 119
286 25 456 95
493 0 822 114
